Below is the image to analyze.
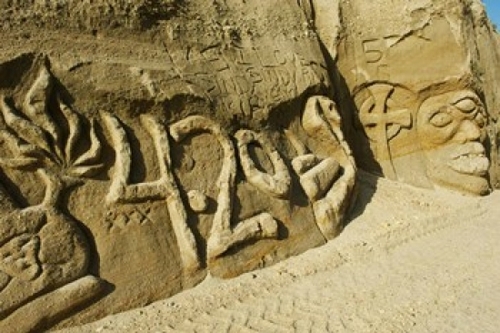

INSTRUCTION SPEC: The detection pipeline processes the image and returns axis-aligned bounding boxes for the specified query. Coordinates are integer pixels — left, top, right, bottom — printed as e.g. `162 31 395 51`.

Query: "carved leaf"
23 65 60 145
68 164 104 178
0 271 10 292
0 97 52 155
73 120 101 167
0 157 39 169
59 97 82 163
0 130 43 159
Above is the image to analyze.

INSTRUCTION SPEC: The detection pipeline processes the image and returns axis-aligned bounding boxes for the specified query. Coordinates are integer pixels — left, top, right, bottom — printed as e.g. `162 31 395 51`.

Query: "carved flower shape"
0 64 102 179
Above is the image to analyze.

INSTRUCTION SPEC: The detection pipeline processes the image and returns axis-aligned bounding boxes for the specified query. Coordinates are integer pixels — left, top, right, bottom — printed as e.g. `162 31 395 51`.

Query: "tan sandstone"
0 0 497 332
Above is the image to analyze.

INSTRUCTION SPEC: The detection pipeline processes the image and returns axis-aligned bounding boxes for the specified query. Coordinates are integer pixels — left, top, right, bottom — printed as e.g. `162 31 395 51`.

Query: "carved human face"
417 90 490 195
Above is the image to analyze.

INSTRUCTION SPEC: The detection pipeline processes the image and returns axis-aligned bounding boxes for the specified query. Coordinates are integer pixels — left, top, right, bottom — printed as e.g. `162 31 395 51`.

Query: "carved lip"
448 142 489 176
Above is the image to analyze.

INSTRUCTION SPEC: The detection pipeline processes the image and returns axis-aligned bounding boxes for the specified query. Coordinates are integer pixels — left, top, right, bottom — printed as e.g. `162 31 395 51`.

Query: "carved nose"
455 119 482 143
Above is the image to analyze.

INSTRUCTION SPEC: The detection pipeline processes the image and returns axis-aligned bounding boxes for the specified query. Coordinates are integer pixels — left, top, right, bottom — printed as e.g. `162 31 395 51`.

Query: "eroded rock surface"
329 0 500 193
0 0 498 331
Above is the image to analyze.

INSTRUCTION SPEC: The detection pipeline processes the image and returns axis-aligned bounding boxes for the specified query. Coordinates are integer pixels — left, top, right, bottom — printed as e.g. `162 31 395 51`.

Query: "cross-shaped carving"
358 84 412 162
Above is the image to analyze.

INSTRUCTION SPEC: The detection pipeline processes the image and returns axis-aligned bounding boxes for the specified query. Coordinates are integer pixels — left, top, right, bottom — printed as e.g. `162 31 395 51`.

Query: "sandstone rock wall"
0 0 497 331
330 0 500 192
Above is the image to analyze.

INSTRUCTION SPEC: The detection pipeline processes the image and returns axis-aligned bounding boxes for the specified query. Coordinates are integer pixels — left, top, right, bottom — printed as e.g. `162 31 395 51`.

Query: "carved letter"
170 116 279 261
235 129 291 199
293 96 357 240
102 113 200 273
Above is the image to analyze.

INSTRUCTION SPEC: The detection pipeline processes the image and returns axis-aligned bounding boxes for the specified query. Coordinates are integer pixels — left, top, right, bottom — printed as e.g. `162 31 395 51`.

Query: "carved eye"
429 111 453 127
453 97 478 114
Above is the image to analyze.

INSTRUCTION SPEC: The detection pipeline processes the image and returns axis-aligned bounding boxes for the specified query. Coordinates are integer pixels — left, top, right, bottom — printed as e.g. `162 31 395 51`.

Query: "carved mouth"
448 143 489 176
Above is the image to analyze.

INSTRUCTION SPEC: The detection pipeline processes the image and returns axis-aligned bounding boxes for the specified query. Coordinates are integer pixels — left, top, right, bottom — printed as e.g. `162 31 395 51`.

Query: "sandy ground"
58 173 500 332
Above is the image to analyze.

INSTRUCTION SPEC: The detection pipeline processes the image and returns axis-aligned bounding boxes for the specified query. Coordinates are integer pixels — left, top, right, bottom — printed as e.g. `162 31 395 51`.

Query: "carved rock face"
330 0 500 194
417 90 490 195
0 0 498 331
0 1 359 331
350 84 492 195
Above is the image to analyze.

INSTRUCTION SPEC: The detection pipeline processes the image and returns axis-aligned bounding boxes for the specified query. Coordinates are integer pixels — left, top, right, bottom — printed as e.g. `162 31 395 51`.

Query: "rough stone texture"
0 0 498 332
58 173 500 333
330 0 500 193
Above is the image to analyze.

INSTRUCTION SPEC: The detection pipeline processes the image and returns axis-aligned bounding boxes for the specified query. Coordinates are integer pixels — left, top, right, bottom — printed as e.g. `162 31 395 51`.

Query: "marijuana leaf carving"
0 60 103 207
0 58 106 331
